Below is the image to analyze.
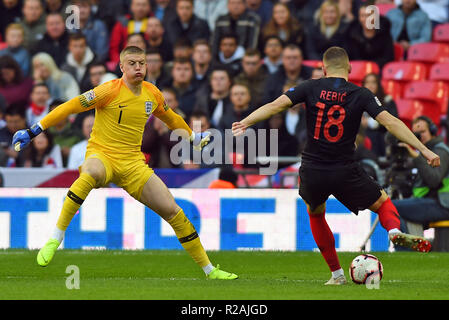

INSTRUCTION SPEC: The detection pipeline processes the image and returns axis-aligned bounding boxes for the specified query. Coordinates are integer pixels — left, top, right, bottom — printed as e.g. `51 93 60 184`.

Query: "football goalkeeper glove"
190 131 211 151
12 122 43 151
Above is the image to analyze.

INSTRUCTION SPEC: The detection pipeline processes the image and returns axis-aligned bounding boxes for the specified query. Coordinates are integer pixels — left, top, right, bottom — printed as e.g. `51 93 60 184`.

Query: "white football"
349 254 383 285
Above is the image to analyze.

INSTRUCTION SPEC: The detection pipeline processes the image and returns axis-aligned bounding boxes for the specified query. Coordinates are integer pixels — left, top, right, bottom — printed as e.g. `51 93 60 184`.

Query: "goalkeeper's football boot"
389 232 432 253
207 264 238 280
325 275 347 285
37 238 61 267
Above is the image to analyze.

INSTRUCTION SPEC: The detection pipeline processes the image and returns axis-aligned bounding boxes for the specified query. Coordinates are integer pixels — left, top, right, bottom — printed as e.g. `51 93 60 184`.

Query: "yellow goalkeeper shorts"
83 147 154 200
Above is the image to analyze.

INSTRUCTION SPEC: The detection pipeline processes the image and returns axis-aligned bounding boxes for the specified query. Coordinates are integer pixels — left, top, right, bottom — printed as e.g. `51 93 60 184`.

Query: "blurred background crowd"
0 0 448 175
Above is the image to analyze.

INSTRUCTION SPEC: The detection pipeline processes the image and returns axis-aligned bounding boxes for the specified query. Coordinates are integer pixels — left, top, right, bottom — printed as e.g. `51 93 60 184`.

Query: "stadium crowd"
0 0 448 172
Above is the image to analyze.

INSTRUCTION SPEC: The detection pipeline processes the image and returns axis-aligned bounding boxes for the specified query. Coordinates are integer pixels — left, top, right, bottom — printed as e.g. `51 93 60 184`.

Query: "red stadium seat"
433 23 449 43
375 3 396 16
348 61 379 85
394 42 404 61
396 99 441 128
403 80 449 115
381 61 428 99
430 63 449 82
302 60 323 68
0 42 7 50
382 61 427 81
382 79 403 101
407 42 449 64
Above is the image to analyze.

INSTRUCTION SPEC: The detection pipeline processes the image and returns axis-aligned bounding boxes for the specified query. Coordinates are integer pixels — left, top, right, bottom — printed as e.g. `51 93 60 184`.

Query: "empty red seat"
382 80 403 101
407 42 449 64
430 63 449 82
382 61 427 81
348 61 379 85
433 23 449 43
376 3 396 16
403 80 449 114
302 60 323 68
396 99 441 127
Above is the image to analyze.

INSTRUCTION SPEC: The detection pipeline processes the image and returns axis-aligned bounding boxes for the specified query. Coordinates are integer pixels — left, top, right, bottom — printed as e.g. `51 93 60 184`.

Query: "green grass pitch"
0 249 448 300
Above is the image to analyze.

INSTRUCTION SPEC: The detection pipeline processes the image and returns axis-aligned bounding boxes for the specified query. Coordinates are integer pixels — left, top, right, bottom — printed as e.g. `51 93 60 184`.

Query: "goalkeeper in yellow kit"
12 46 238 280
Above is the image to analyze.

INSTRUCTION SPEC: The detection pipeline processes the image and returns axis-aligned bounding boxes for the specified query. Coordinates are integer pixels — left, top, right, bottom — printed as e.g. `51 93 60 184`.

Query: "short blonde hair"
323 46 349 72
119 46 146 63
5 23 25 37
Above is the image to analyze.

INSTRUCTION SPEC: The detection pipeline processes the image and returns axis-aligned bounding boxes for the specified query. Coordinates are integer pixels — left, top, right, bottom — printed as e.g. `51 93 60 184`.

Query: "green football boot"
37 238 61 267
207 264 239 280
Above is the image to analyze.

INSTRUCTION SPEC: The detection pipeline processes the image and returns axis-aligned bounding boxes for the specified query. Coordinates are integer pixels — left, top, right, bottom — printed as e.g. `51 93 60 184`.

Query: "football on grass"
349 254 383 285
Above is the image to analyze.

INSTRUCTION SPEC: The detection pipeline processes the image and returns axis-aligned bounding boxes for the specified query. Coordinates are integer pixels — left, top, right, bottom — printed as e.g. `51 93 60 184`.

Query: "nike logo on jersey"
119 105 127 108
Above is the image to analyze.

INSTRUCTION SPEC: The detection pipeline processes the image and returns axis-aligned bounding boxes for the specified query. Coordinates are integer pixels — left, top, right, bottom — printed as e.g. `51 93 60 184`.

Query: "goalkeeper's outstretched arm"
12 96 96 151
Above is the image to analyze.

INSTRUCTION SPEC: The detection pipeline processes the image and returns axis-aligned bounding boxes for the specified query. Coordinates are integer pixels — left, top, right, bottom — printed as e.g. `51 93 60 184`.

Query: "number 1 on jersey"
314 102 346 142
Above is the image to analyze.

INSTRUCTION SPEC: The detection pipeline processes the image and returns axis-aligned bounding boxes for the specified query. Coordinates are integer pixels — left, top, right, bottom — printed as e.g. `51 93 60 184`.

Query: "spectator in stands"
83 61 113 91
164 0 210 48
33 12 69 67
362 73 398 157
145 48 170 87
246 0 274 28
26 83 51 126
209 167 238 188
311 67 324 79
262 44 312 104
0 55 33 107
70 0 109 63
262 35 283 74
19 0 47 52
162 86 185 118
109 0 152 68
32 52 80 101
194 0 228 32
144 16 173 63
167 58 198 118
24 129 63 168
304 0 350 60
218 82 255 131
261 2 304 50
215 32 244 77
194 67 233 128
152 0 176 24
211 0 261 59
90 0 125 33
414 0 449 27
393 116 449 238
234 48 267 108
386 0 432 52
263 111 300 168
61 33 96 92
0 0 22 40
0 106 28 167
348 2 395 69
192 39 212 87
0 23 31 76
160 38 193 78
67 114 94 169
282 80 307 153
279 0 324 29
45 0 71 15
338 0 355 24
47 99 83 167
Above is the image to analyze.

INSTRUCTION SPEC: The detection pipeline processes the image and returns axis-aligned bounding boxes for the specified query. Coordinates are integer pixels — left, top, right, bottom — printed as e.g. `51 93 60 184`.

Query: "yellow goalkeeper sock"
167 208 211 268
56 172 96 231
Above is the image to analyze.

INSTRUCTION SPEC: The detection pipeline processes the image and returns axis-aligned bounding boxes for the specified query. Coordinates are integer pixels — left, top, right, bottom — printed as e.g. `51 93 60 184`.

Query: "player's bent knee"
80 159 106 187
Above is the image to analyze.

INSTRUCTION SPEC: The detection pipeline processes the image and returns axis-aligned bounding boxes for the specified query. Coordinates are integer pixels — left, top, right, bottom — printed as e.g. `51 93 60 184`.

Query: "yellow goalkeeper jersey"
40 78 192 159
